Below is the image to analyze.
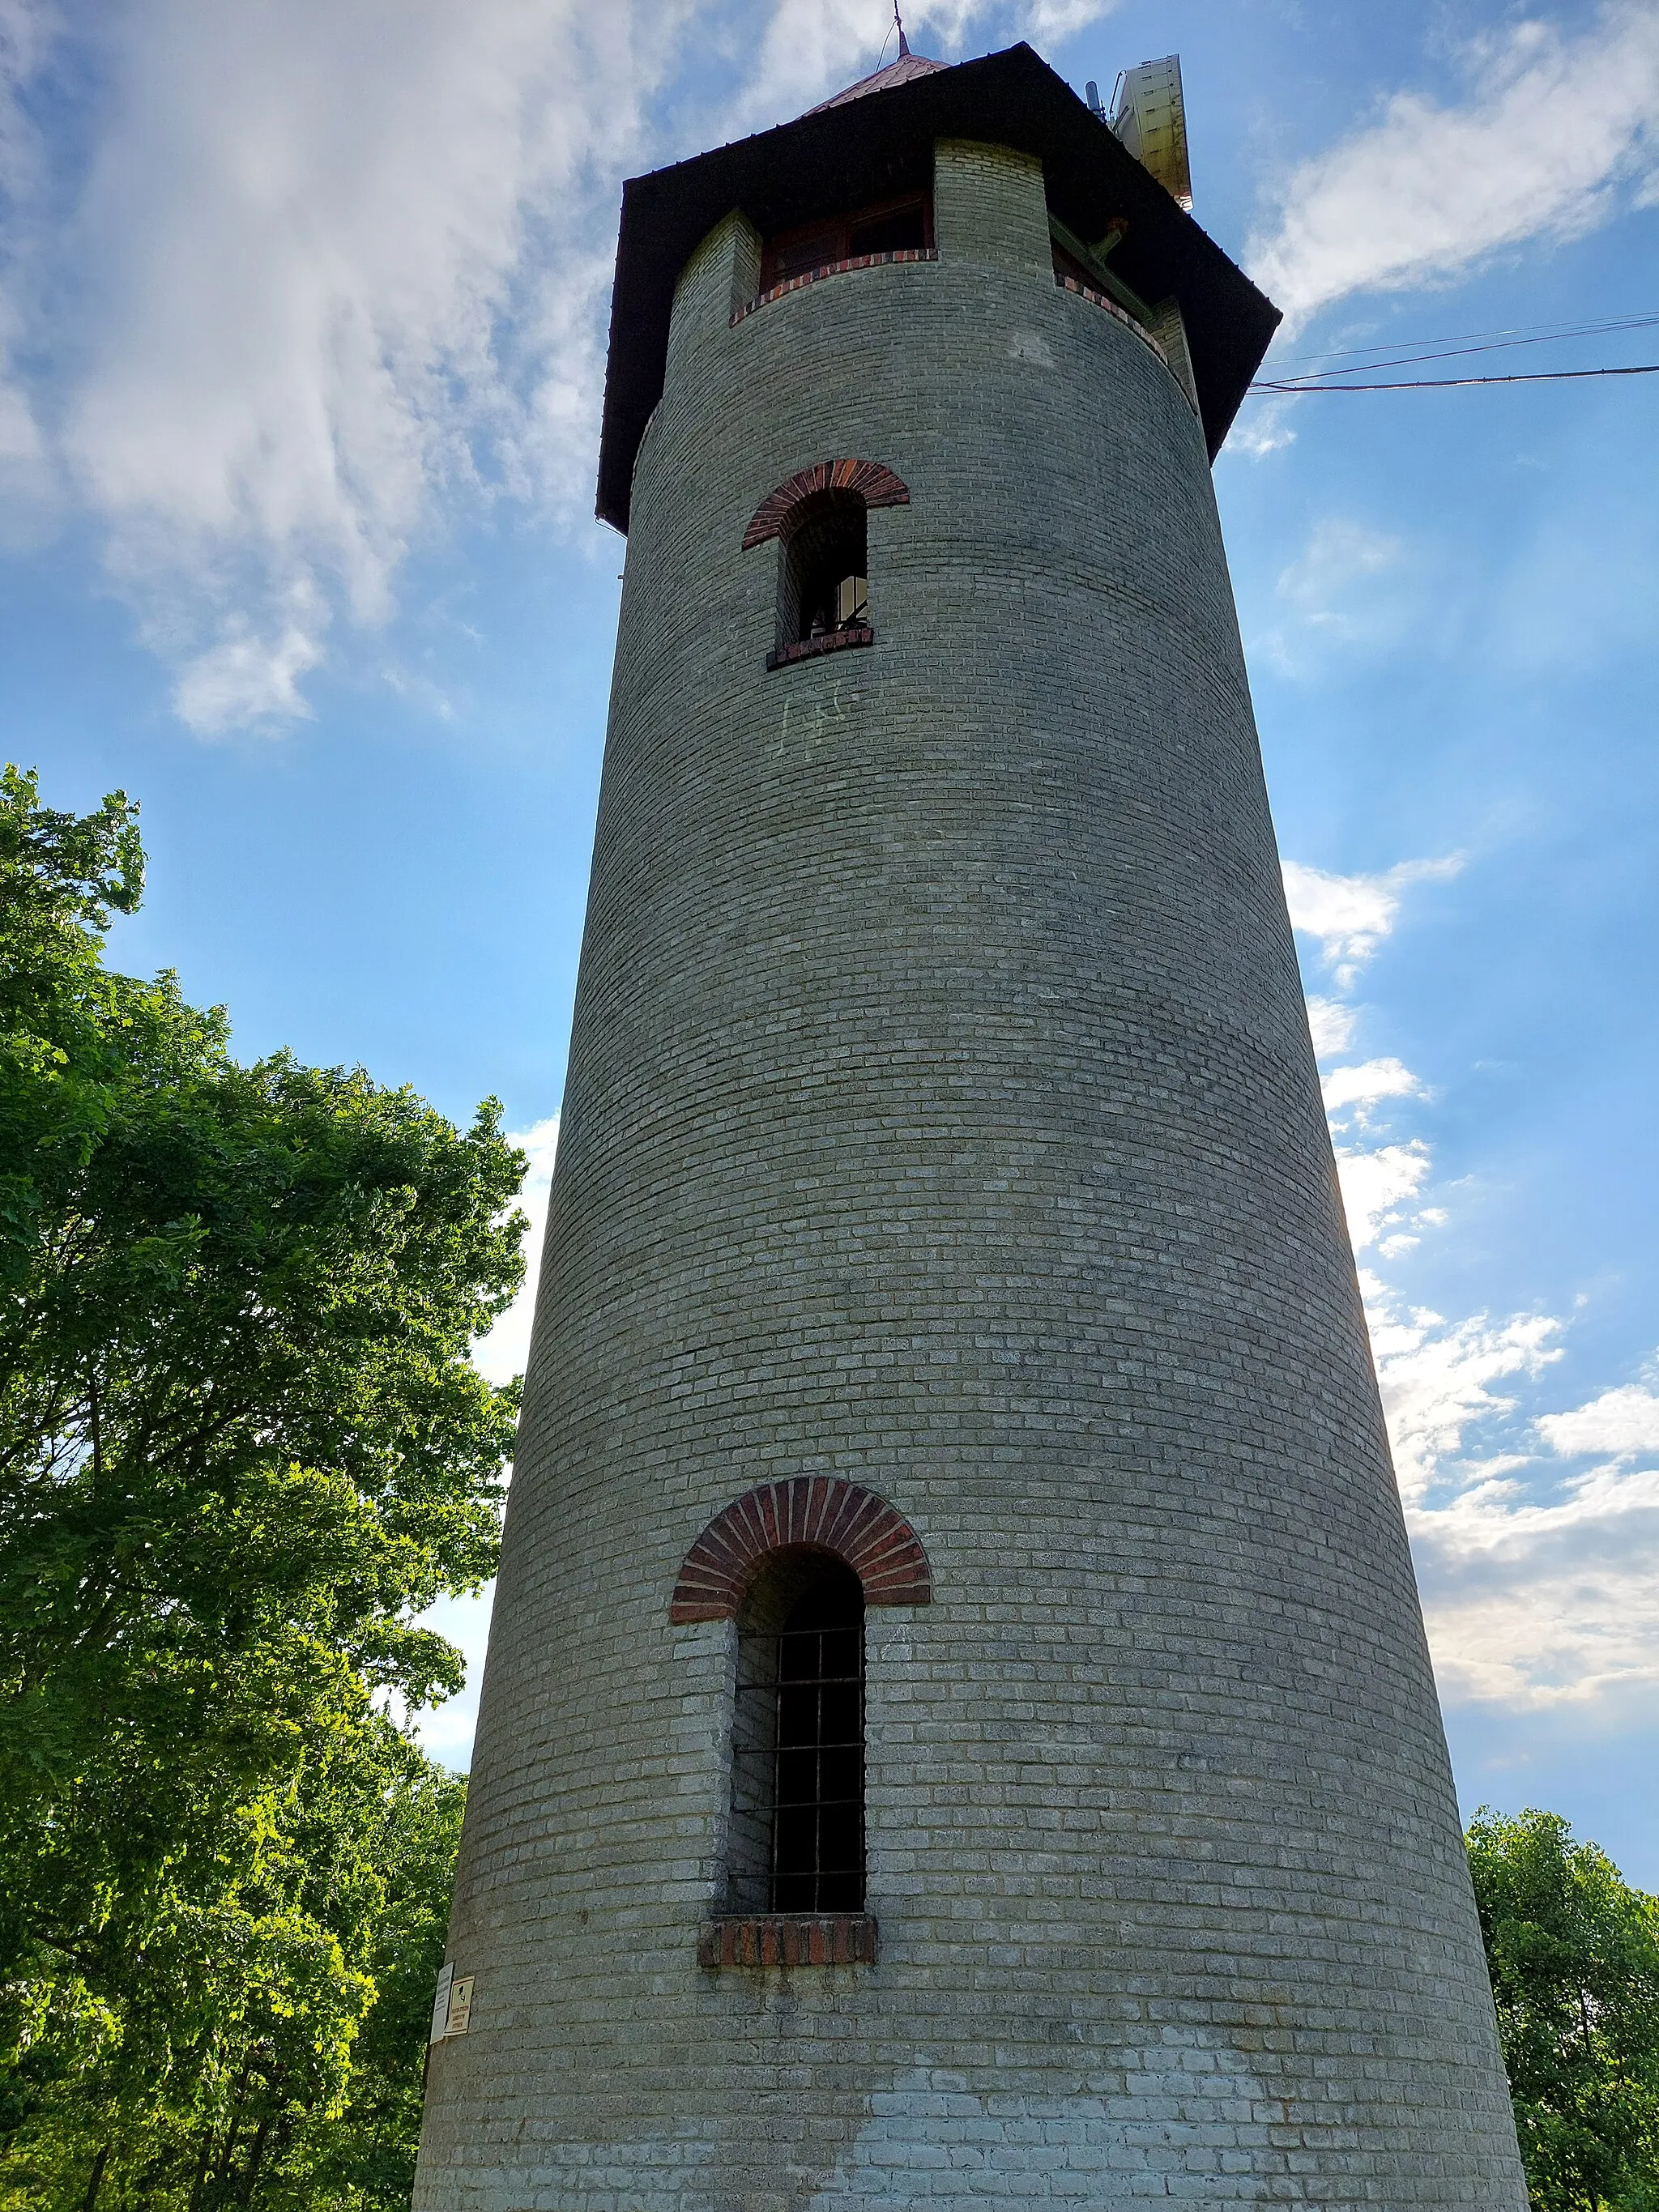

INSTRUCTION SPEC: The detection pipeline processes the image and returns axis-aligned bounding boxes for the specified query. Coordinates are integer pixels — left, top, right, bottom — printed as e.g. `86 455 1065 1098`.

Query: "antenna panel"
1110 54 1192 211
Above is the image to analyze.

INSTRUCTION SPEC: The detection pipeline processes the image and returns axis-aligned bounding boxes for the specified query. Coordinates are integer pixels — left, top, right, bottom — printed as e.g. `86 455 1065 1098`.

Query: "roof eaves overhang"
597 42 1281 532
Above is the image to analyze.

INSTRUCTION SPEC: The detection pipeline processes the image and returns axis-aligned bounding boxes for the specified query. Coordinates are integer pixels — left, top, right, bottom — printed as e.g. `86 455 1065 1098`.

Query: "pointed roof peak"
803 46 947 116
804 0 945 113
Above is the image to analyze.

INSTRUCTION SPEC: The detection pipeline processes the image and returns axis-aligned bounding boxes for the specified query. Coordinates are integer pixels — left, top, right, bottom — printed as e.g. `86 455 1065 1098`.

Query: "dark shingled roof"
596 42 1281 532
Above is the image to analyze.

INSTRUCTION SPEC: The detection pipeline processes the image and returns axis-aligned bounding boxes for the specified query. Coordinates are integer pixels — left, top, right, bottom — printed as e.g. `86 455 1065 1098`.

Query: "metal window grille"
733 1596 865 1914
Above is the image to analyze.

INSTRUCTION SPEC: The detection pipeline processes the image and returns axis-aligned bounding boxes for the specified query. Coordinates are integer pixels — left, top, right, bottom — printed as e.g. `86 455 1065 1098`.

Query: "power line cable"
1252 363 1659 392
1277 309 1659 366
1271 315 1659 381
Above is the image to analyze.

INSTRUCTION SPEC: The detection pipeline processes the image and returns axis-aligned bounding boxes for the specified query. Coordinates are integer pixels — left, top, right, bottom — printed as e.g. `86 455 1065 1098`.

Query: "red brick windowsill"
731 249 936 326
698 1914 878 1968
767 626 872 672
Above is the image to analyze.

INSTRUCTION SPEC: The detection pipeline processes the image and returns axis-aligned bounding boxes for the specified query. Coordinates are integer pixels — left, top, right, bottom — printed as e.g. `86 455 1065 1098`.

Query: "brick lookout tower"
416 42 1526 2210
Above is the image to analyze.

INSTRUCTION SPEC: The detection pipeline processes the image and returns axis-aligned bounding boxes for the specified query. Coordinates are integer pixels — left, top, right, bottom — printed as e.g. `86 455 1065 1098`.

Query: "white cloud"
21 0 684 731
1336 1138 1434 1251
727 0 1121 130
1356 1283 1659 1712
1352 1283 1659 1715
1538 1380 1659 1460
1249 2 1659 328
732 0 926 127
1291 879 1659 1719
1305 995 1356 1059
1262 517 1414 672
1282 852 1462 982
6 0 1131 731
474 1113 559 1387
1365 1280 1564 1502
0 377 39 462
168 590 327 735
1291 860 1659 1716
0 0 53 512
1225 393 1296 459
1414 1461 1659 1710
1321 1055 1423 1117
1277 515 1402 623
1016 0 1121 38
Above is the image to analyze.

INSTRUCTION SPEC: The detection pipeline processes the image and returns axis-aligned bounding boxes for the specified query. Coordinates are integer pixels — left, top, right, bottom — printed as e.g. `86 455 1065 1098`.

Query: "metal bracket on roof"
1050 215 1154 327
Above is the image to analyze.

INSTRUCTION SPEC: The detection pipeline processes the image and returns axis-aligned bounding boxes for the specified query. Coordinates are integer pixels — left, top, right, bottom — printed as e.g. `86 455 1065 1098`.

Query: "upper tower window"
759 194 932 291
744 460 909 673
779 491 868 650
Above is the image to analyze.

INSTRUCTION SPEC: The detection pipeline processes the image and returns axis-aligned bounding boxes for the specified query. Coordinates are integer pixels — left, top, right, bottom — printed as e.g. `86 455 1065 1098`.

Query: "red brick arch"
670 1477 932 1623
741 460 910 551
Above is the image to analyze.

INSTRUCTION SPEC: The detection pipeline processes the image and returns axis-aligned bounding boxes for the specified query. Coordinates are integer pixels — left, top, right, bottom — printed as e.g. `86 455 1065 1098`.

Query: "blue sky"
8 0 1659 1882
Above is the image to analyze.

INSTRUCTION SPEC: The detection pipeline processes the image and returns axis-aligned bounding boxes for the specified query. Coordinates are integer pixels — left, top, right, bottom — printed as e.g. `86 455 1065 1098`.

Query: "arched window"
742 460 909 673
729 1550 865 1914
778 490 867 652
675 1478 928 1956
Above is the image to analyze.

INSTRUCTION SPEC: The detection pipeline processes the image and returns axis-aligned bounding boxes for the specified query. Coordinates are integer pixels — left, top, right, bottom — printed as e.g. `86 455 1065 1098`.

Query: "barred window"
727 1552 866 1915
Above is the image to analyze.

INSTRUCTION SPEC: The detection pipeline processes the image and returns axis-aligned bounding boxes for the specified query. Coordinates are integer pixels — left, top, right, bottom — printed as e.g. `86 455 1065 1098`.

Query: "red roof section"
804 50 948 114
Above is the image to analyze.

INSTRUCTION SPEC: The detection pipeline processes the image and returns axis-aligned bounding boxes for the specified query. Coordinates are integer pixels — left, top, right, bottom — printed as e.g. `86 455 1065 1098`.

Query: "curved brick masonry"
729 248 939 330
743 458 912 548
416 113 1527 2212
671 1477 932 1622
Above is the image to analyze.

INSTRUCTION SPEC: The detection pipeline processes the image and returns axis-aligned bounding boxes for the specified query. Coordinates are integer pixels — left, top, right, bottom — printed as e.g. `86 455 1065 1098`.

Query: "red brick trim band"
731 249 936 330
697 1914 878 1968
742 459 911 550
766 625 872 671
670 1477 932 1623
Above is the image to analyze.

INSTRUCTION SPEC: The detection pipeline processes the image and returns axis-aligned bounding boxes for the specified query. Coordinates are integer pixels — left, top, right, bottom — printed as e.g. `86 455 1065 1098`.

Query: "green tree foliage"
1468 1807 1659 2211
0 766 525 2204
